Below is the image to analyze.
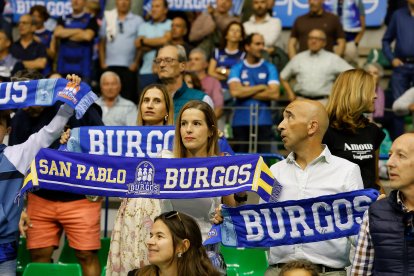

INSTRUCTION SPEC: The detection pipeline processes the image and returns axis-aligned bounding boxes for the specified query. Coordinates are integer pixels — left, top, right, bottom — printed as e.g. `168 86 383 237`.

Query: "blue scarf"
0 79 97 119
62 126 234 157
204 189 378 247
17 148 281 202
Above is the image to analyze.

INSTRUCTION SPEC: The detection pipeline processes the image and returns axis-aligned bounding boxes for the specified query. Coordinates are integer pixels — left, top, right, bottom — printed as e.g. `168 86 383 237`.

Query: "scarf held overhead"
217 189 379 248
18 148 280 201
63 125 234 157
0 79 97 119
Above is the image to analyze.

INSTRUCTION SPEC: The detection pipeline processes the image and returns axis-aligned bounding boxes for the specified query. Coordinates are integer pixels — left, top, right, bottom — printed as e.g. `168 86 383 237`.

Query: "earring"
164 114 168 121
177 252 182 258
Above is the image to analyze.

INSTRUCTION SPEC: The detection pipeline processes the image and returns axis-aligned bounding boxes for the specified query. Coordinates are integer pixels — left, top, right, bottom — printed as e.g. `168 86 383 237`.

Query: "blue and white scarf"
18 148 281 202
209 189 379 248
62 126 234 157
0 79 97 119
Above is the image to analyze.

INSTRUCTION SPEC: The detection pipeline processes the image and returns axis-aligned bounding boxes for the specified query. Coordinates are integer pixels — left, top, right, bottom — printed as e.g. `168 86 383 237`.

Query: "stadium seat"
16 236 31 276
22 263 82 276
220 245 268 275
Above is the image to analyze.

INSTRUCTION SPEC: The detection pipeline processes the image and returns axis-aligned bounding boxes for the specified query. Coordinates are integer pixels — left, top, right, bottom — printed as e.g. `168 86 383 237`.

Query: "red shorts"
26 193 101 251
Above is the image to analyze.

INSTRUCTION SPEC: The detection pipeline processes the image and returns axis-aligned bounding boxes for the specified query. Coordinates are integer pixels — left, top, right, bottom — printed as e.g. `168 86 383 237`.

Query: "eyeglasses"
165 211 188 238
153 57 178 65
119 22 123 34
404 212 414 241
308 36 326 41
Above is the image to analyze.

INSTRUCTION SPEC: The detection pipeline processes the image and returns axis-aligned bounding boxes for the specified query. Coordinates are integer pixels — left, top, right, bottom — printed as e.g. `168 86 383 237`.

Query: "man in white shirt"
265 99 363 276
243 0 282 55
95 71 137 126
280 29 352 103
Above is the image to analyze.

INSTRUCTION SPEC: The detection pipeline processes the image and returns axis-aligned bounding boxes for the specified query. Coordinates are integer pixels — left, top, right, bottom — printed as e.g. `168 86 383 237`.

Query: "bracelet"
234 193 248 203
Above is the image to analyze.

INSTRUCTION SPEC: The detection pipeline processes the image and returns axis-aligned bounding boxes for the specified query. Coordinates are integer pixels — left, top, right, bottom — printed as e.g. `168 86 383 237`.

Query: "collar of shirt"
397 191 413 213
249 13 272 24
286 145 331 168
97 95 121 108
118 12 134 21
243 58 264 68
308 10 325 18
308 48 326 57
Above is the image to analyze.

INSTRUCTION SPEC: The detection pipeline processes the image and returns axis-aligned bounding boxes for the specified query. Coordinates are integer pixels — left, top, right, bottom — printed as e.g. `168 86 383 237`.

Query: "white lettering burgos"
164 164 252 189
241 195 372 241
0 82 28 104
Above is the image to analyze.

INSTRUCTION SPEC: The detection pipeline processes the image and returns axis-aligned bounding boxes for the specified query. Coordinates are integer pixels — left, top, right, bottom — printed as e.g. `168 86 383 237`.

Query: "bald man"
265 100 363 276
351 133 414 275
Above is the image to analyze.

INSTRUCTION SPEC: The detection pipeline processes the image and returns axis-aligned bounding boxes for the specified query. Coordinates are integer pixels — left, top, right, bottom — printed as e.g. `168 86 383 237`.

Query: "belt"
272 263 345 273
296 93 329 100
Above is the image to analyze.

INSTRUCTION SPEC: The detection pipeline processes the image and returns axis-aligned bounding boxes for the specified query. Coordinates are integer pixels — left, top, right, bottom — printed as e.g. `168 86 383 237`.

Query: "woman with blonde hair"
107 84 174 275
324 69 385 190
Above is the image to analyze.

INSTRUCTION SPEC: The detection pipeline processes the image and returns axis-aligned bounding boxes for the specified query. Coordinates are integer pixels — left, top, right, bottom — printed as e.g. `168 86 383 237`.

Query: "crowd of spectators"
1 0 414 275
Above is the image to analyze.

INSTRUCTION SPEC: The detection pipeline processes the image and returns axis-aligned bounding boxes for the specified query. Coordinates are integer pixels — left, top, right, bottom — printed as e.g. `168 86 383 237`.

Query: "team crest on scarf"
127 161 160 195
57 82 80 104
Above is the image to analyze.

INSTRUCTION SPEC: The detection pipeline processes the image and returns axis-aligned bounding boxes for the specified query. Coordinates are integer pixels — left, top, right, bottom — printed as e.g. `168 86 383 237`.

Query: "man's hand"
211 205 224 225
392 58 404 68
66 74 82 85
19 210 32 238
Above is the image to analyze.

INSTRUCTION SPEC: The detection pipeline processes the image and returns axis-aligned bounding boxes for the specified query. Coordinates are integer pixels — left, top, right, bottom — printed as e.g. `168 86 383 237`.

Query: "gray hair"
363 62 384 78
100 71 121 86
189 48 208 62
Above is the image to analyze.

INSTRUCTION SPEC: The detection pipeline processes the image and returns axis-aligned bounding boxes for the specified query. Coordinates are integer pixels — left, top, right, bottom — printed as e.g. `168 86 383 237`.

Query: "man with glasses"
10 14 47 71
280 29 352 104
288 0 345 59
99 0 143 103
155 44 213 118
351 133 414 275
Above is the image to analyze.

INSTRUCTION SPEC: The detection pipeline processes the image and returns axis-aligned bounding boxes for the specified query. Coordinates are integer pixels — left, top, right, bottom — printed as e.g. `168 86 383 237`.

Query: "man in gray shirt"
280 29 352 104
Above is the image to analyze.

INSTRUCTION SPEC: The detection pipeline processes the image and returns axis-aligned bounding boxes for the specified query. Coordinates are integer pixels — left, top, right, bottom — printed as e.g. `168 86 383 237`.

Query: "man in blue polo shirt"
228 33 279 153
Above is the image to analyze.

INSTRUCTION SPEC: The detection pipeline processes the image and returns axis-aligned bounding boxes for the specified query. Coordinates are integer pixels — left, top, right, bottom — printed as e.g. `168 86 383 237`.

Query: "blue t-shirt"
213 48 245 90
228 59 279 126
34 29 53 75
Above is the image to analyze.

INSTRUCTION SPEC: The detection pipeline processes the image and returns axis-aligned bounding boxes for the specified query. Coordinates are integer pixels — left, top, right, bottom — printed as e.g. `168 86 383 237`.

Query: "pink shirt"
201 75 223 108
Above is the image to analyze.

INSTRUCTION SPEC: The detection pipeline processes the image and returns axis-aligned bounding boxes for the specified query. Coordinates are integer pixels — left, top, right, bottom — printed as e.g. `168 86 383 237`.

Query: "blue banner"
64 126 234 157
18 148 278 201
220 189 378 248
143 0 244 15
9 0 72 23
273 0 386 28
0 79 97 119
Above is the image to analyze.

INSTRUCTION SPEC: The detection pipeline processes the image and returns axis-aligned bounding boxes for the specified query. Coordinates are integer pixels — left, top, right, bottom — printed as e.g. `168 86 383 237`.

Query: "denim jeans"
0 259 16 276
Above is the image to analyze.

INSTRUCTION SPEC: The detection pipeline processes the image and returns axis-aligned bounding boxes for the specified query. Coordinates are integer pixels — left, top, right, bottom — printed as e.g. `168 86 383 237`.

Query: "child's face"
283 269 313 276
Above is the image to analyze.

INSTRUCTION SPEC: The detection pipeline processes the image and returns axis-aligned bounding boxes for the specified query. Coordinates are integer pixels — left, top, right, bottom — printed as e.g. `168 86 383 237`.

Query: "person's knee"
75 250 98 263
30 247 54 262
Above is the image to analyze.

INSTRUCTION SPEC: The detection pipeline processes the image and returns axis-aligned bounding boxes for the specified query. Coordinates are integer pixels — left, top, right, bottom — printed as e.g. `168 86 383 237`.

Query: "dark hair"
221 21 245 51
0 29 12 42
137 83 174 126
279 260 320 276
138 212 220 276
12 69 44 81
184 71 202 90
244 32 261 47
29 5 50 21
173 100 219 158
0 111 11 128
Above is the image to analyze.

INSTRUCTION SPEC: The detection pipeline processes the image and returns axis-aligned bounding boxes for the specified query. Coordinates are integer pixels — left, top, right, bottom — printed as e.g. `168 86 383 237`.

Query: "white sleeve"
4 104 74 174
203 95 215 109
347 164 364 191
392 88 414 116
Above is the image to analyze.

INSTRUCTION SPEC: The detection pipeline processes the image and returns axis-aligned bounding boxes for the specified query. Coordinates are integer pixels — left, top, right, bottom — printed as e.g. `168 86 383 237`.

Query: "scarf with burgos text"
204 189 379 248
60 125 234 157
0 79 97 119
17 148 281 202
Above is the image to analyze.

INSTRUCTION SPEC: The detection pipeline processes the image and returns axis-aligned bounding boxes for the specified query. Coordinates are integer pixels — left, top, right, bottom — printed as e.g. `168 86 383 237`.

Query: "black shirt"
10 40 47 62
323 123 385 190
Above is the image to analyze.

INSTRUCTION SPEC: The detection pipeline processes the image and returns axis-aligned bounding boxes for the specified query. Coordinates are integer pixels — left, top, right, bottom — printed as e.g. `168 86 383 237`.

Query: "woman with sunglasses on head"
129 211 220 276
107 84 174 276
324 69 385 191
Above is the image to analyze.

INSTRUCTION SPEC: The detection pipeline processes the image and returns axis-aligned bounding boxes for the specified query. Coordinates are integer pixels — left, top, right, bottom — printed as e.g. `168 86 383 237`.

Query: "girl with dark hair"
129 211 220 276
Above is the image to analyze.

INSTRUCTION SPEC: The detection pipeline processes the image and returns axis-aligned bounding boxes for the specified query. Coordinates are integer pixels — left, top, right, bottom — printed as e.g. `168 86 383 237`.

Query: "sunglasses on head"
164 211 188 238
